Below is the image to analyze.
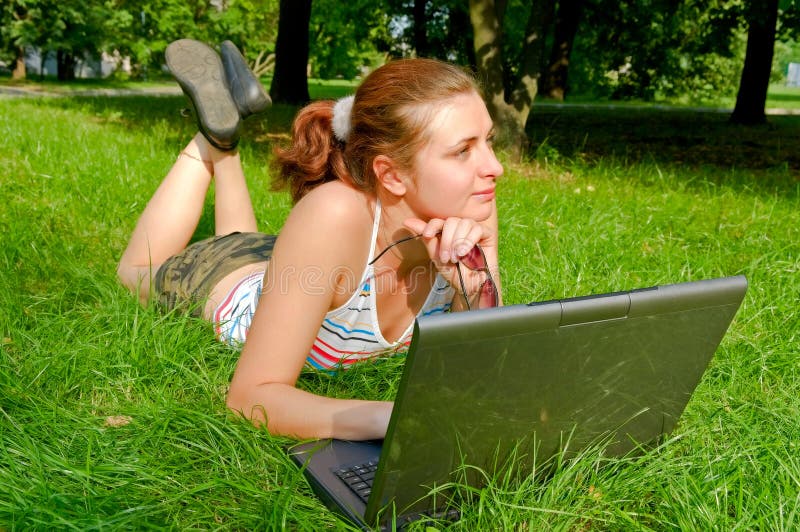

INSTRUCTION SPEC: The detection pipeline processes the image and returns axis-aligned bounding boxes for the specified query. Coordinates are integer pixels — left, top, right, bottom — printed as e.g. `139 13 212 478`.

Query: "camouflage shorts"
153 231 276 316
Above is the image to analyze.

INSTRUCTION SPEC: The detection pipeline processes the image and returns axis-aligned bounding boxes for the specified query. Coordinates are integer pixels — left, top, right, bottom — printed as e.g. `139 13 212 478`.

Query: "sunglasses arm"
449 266 501 312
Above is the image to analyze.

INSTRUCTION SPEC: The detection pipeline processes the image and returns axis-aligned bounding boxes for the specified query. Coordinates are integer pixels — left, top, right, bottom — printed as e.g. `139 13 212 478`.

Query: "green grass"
0 93 798 529
766 84 800 109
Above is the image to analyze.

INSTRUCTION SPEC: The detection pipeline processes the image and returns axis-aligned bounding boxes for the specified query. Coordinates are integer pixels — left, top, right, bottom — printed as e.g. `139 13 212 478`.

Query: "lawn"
0 92 798 529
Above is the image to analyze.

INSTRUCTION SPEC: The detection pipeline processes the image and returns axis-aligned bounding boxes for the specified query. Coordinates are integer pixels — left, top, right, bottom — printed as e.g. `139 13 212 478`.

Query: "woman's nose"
480 146 503 179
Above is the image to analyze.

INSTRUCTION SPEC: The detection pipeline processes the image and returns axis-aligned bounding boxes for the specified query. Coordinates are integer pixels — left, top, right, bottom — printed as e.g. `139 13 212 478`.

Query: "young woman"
117 39 504 441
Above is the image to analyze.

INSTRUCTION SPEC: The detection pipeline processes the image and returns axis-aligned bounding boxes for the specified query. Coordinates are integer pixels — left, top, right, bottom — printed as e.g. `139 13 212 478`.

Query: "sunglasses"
370 233 499 311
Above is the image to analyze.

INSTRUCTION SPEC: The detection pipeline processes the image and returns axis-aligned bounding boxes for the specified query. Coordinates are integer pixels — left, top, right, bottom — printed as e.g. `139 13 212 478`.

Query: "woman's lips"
473 187 496 200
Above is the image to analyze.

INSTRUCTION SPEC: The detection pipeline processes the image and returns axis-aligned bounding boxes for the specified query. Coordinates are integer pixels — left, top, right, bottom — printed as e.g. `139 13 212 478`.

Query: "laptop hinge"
559 293 630 326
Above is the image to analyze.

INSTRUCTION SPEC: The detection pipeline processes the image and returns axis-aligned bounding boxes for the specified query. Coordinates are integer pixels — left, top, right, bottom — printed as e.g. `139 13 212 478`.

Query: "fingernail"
456 245 469 257
441 251 450 263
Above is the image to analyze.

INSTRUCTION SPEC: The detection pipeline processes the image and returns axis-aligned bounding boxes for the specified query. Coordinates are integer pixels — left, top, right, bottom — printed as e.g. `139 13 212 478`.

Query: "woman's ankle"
193 132 239 166
178 150 214 175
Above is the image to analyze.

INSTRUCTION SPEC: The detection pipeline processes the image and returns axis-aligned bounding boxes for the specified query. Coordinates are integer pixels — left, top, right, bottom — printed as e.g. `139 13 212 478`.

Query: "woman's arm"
226 186 391 439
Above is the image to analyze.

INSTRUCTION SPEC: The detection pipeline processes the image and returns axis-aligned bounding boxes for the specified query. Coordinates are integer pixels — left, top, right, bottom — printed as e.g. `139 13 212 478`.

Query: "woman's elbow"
226 381 273 429
226 382 254 419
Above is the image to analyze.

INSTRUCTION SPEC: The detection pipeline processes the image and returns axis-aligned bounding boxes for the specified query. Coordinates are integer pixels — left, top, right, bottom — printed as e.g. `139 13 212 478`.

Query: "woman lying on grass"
117 39 503 440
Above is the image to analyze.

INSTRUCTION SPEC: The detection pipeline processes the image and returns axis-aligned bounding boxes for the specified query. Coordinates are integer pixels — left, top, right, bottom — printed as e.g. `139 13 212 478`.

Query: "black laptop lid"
365 275 747 521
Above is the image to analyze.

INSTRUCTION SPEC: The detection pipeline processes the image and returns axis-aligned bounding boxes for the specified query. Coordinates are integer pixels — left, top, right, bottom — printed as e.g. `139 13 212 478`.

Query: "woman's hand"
404 216 498 308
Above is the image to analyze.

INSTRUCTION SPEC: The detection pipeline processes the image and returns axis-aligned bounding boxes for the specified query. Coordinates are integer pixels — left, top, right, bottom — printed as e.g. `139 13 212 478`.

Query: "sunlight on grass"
767 84 800 109
0 94 798 528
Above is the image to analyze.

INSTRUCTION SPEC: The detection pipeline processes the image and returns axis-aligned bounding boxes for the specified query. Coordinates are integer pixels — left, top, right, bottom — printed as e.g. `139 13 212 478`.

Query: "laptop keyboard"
333 459 379 503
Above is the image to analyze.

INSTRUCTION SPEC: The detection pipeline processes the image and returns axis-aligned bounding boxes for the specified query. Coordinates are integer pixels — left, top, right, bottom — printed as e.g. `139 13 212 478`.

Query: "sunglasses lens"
479 277 499 308
456 244 499 309
459 245 487 271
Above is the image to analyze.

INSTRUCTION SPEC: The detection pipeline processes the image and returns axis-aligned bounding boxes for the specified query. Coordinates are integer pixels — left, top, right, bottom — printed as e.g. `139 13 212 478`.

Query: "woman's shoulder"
290 181 373 232
277 181 374 259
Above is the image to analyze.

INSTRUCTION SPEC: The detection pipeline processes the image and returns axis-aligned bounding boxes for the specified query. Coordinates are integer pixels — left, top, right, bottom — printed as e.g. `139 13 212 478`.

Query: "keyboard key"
333 460 381 503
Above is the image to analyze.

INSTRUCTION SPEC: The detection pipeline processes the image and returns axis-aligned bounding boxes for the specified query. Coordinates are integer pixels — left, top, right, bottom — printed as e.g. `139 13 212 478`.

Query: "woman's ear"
373 155 407 197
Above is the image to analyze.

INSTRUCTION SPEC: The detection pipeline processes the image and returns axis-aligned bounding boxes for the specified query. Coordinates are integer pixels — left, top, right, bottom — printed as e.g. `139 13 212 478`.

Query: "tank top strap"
366 198 382 264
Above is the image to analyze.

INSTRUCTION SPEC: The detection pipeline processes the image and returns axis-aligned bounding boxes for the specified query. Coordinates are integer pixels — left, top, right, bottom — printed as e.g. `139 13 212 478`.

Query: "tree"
385 0 475 66
210 0 279 66
468 0 554 159
2 0 131 80
307 0 392 79
532 0 791 108
413 0 429 57
270 0 311 104
541 0 586 100
0 1 29 79
731 0 780 125
38 0 114 80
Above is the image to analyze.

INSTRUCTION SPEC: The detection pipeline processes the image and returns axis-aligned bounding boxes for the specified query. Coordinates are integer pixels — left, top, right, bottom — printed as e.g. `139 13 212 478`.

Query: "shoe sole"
166 39 240 149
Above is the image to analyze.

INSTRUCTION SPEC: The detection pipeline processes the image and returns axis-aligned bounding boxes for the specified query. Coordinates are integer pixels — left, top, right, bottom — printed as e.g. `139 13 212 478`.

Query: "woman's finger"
454 223 485 260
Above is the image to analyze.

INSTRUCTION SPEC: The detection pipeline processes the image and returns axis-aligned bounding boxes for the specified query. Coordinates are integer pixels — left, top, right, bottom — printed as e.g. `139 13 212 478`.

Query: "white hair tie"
332 95 355 143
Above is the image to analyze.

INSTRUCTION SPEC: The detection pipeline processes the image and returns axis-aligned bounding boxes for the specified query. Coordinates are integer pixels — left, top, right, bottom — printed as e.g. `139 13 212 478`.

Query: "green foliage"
3 0 800 105
107 0 279 78
308 0 392 79
381 0 474 64
3 0 128 75
0 0 279 80
773 40 799 82
565 0 746 102
209 0 279 62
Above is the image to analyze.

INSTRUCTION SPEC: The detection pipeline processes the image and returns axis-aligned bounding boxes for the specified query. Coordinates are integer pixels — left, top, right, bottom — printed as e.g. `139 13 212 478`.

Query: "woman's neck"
373 194 431 278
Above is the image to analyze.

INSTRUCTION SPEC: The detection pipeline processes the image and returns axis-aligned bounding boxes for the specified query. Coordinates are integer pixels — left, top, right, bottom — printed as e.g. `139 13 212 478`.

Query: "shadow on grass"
32 95 800 196
39 94 300 155
528 106 800 194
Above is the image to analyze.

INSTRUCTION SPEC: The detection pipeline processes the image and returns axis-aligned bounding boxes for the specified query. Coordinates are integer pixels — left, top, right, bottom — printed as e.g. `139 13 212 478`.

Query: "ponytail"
272 101 350 203
273 59 479 204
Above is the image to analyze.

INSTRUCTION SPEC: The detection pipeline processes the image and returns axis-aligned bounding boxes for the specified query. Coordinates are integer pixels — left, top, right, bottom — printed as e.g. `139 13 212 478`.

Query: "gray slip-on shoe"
220 40 271 119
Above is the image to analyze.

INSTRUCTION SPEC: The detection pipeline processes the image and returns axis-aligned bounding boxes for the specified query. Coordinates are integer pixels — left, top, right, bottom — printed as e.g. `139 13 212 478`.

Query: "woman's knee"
117 262 153 303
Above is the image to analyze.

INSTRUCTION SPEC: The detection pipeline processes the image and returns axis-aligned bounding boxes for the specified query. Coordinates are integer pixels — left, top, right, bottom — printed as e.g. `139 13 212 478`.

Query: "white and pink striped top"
213 200 454 371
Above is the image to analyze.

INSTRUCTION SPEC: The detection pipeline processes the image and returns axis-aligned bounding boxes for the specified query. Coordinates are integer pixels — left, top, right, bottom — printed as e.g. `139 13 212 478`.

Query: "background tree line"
3 0 800 149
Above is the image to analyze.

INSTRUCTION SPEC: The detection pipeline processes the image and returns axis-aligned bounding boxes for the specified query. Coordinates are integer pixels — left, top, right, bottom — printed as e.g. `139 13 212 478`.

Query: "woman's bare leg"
213 146 257 235
117 132 257 303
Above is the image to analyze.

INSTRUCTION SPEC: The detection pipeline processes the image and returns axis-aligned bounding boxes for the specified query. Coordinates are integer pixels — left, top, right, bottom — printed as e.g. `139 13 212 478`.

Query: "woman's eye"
455 146 470 158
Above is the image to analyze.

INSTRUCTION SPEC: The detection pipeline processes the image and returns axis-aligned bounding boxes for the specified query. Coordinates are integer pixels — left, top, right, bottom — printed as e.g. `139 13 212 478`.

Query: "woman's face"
403 91 503 222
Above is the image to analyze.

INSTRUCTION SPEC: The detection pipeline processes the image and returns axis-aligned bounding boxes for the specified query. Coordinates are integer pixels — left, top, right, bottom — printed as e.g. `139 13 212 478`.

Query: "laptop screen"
367 275 746 521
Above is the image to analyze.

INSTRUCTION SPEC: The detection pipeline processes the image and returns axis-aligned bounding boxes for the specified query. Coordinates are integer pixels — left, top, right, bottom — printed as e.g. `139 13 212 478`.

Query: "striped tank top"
214 200 454 371
307 200 454 370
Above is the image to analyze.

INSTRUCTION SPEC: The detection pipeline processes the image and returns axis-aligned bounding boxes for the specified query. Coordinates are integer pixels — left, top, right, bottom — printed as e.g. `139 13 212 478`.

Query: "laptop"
290 275 748 528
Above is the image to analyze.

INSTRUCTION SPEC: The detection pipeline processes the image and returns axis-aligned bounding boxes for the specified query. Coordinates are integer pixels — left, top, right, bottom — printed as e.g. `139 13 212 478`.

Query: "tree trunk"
413 0 429 57
12 47 26 80
270 0 311 105
730 0 778 125
541 0 585 101
450 5 477 71
468 0 551 160
57 49 76 81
